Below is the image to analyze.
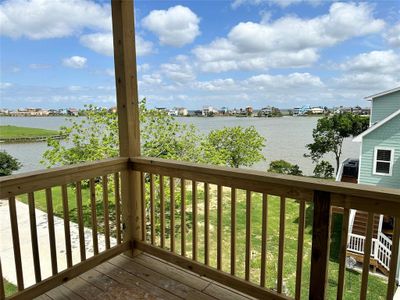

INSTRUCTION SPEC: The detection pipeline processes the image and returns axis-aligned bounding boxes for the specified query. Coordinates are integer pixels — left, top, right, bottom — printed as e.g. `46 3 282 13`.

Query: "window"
373 147 394 176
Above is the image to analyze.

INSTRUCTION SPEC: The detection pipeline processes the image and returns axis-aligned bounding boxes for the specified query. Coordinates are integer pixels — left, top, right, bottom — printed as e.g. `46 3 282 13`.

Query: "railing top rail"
131 156 400 216
0 157 129 198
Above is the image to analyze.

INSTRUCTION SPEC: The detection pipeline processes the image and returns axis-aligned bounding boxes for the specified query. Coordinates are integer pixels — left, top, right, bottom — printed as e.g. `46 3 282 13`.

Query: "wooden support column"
111 0 141 256
309 190 331 300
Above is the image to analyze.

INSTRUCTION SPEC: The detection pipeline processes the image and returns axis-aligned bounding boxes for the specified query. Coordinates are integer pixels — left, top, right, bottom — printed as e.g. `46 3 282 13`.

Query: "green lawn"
0 125 58 139
3 279 17 297
146 180 388 300
15 178 387 299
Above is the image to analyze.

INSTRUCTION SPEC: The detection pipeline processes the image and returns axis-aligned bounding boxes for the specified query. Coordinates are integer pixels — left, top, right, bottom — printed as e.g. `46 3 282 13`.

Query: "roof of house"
364 86 400 100
353 109 400 142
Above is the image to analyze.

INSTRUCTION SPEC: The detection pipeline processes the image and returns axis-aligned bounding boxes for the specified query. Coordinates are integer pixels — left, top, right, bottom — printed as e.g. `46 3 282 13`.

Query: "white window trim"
373 146 394 176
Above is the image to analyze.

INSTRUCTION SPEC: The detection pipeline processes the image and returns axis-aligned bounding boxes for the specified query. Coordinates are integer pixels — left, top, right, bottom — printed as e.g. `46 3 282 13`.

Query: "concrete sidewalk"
0 199 116 288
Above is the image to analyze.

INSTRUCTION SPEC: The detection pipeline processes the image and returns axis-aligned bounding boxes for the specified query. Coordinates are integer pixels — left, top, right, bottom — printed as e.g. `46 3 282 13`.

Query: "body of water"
0 116 360 175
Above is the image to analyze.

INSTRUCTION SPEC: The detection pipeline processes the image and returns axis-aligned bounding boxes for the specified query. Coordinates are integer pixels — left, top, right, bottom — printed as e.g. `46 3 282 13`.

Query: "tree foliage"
0 150 21 176
305 113 369 174
268 160 303 176
203 126 265 168
42 101 266 170
313 160 334 178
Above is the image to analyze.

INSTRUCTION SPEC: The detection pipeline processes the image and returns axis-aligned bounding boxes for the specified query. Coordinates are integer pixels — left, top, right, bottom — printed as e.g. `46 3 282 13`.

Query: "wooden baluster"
192 181 198 261
245 190 252 281
387 217 400 300
295 200 306 299
76 181 86 261
28 192 41 282
309 190 331 300
89 179 99 255
46 188 58 275
204 182 210 266
61 186 72 268
260 193 268 287
150 174 155 245
0 258 4 300
337 208 350 300
277 197 286 293
140 172 145 242
181 178 186 256
170 177 175 252
114 173 122 244
160 175 165 248
360 212 374 299
231 188 236 275
102 176 111 249
8 196 24 290
217 185 223 270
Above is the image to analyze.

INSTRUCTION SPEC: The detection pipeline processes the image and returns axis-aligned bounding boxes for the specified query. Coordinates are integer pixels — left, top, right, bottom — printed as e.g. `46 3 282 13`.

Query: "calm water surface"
0 116 360 175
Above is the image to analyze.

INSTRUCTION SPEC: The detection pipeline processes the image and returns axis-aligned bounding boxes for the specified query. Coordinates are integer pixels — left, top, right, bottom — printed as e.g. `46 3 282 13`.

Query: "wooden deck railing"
1 156 400 299
0 157 130 300
131 156 400 300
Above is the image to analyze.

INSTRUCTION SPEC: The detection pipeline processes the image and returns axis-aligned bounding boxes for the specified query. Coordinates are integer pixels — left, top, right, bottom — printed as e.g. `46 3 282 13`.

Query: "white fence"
348 232 392 271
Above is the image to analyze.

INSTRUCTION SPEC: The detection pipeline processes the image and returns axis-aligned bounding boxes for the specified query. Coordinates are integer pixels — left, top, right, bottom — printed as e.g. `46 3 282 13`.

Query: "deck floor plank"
109 255 216 299
133 253 211 290
39 253 255 300
94 261 180 300
45 285 84 300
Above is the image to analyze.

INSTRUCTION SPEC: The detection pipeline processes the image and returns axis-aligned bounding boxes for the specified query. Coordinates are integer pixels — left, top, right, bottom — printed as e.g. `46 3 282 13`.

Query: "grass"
3 279 17 297
14 178 387 299
0 125 58 139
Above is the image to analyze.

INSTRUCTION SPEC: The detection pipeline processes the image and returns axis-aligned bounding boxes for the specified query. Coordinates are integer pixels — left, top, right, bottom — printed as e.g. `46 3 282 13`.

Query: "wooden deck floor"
34 253 255 300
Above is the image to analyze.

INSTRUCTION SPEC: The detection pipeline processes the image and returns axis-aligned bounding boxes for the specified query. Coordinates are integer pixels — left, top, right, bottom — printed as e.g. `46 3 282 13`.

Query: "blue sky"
0 0 399 109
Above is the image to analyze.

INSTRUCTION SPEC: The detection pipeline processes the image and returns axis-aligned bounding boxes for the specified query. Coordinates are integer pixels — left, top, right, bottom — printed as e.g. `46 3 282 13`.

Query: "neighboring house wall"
370 90 400 124
359 115 400 189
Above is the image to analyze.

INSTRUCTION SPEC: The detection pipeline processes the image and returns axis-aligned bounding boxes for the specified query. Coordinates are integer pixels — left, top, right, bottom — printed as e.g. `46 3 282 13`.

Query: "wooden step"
351 211 380 238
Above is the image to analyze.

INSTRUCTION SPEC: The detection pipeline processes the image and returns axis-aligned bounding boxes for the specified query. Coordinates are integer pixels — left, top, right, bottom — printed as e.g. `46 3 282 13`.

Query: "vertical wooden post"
111 0 141 256
309 190 331 300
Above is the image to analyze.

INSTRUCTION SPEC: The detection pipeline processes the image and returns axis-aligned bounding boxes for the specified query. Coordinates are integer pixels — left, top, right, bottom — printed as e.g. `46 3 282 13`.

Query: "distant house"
177 107 188 116
293 105 311 116
337 87 400 280
202 106 218 116
310 107 324 114
67 108 79 116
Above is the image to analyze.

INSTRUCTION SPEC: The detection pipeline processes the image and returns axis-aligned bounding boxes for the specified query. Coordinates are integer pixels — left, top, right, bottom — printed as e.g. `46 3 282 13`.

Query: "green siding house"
353 87 400 189
350 87 400 288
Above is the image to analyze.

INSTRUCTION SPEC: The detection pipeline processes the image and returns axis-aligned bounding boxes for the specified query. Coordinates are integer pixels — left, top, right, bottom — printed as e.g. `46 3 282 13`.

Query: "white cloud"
0 0 154 57
385 23 400 47
0 82 13 89
0 0 111 39
339 50 400 74
160 56 196 82
334 50 400 93
79 33 153 56
246 72 323 88
142 5 200 47
232 0 323 9
62 56 87 69
334 73 399 92
29 63 51 69
194 2 384 72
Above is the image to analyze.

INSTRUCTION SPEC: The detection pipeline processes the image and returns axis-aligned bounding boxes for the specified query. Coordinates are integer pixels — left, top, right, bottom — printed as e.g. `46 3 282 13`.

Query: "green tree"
268 160 303 176
42 105 119 167
42 103 266 170
0 151 21 176
313 160 334 178
203 126 266 168
42 100 202 166
305 113 369 174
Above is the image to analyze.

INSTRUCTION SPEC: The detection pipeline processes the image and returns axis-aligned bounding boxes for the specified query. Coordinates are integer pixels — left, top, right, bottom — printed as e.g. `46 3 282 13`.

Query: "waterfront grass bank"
0 125 61 143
